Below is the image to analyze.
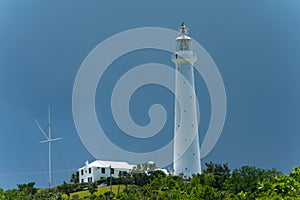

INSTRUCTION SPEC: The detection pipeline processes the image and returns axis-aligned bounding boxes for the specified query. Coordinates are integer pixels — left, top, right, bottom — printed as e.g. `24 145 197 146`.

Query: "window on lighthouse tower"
176 39 192 51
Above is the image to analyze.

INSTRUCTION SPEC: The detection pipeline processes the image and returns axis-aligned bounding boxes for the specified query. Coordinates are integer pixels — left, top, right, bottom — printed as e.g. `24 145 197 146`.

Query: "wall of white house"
78 166 130 183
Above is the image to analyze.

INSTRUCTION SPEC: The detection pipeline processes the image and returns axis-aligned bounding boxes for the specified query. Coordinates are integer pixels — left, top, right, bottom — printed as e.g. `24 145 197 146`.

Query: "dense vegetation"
1 162 300 199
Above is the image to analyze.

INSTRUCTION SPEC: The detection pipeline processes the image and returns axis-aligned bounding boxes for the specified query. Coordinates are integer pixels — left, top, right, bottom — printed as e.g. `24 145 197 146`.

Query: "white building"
172 22 201 178
78 160 135 183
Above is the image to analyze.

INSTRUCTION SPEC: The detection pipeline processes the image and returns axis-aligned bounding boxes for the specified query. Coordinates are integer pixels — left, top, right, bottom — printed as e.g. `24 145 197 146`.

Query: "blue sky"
1 0 300 189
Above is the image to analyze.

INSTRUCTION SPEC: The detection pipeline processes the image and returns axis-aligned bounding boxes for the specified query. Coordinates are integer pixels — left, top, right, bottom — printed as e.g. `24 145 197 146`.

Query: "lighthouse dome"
176 34 192 40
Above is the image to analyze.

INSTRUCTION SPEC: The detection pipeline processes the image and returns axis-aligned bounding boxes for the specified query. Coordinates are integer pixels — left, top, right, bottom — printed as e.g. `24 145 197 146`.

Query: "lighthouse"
172 22 201 177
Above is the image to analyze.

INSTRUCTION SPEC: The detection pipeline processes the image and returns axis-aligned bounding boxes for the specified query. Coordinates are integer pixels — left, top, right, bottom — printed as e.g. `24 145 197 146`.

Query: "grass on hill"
69 185 126 199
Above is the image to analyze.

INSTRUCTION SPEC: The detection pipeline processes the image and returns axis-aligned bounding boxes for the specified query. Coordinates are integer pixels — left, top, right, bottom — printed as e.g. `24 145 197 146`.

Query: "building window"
88 177 93 183
81 179 84 183
110 168 114 174
101 168 105 174
81 169 83 175
89 168 91 174
120 171 127 176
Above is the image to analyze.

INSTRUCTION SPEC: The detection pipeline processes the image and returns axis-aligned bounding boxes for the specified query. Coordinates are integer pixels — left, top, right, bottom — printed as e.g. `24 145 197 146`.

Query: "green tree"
0 188 4 200
149 170 166 180
189 184 217 200
3 189 24 200
70 171 79 184
17 182 37 199
202 162 230 190
88 182 97 195
119 185 142 200
225 166 282 199
258 172 300 198
132 172 149 187
90 193 99 200
57 181 73 197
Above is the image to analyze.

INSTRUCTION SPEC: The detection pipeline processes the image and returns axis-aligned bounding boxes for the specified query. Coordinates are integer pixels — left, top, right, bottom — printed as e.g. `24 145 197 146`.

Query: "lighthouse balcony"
171 53 197 64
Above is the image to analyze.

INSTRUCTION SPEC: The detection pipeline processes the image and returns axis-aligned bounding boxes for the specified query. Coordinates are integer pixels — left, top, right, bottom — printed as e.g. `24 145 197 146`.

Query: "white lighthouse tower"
172 22 201 177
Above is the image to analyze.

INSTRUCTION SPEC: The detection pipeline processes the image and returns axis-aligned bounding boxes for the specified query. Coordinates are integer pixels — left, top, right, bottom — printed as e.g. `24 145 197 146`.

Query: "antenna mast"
34 105 63 188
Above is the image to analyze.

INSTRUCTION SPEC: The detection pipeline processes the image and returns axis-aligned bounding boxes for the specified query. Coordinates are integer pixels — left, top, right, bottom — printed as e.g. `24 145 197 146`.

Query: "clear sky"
0 0 300 190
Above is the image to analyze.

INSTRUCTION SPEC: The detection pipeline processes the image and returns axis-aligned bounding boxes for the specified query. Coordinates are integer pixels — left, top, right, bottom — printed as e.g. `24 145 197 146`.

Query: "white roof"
78 160 135 170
